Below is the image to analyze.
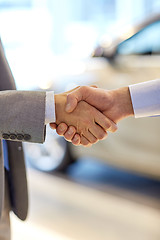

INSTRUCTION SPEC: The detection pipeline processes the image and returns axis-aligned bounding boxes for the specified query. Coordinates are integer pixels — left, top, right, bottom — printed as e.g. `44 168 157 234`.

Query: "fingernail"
68 128 73 135
59 125 65 131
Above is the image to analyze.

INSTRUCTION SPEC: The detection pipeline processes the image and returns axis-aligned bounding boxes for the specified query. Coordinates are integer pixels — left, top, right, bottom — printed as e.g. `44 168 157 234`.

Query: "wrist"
54 94 67 125
112 87 134 121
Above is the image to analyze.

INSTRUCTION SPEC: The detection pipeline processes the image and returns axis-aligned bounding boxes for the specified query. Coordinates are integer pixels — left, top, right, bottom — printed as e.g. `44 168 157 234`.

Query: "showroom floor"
11 159 160 240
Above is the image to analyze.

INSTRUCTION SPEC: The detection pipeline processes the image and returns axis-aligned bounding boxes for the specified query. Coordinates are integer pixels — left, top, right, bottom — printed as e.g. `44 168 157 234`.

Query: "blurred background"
0 0 160 239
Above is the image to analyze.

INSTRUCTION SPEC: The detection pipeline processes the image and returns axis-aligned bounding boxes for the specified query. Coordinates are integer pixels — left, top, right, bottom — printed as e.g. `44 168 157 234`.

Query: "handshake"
50 86 134 147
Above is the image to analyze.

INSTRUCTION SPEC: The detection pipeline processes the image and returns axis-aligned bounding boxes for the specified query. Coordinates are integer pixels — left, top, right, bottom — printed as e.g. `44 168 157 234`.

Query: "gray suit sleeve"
0 90 46 143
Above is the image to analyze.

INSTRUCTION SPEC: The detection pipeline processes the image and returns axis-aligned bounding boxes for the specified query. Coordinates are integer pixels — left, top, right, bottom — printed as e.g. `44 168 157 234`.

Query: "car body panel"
70 15 160 179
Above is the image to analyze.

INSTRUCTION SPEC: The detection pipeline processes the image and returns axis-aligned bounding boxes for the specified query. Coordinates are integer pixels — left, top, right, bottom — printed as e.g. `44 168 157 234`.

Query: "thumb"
65 93 79 113
65 86 88 112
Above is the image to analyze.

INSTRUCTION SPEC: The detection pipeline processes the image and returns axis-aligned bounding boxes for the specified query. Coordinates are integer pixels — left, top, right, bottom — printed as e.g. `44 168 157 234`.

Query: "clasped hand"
50 86 134 146
50 85 133 146
50 86 126 147
52 91 117 146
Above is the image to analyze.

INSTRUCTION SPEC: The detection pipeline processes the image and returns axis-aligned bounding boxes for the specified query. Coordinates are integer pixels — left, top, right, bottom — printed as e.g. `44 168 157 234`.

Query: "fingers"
50 123 68 135
63 126 97 146
51 123 81 145
50 122 105 147
64 126 77 141
63 126 95 146
56 124 78 143
50 122 81 145
90 85 98 88
89 124 108 140
80 136 92 147
58 125 81 145
49 123 57 130
82 130 98 144
72 134 81 145
108 120 118 132
65 85 97 96
94 110 117 133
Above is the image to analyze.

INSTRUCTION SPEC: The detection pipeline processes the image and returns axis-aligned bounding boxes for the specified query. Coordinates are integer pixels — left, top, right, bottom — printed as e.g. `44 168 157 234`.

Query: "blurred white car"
25 14 160 178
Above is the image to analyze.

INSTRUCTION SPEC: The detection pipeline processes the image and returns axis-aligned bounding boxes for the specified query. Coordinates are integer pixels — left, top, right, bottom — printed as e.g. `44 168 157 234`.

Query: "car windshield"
117 21 160 55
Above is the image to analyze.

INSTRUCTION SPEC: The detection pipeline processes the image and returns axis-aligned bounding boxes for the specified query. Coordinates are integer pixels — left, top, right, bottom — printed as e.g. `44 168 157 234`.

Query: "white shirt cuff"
129 79 160 118
45 91 56 124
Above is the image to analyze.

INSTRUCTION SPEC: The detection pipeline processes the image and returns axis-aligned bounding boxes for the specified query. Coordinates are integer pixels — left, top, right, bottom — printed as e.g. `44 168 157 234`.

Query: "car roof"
93 14 160 58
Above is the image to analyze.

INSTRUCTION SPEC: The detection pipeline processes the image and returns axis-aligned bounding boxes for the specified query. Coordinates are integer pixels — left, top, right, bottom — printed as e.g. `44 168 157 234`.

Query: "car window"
117 21 160 55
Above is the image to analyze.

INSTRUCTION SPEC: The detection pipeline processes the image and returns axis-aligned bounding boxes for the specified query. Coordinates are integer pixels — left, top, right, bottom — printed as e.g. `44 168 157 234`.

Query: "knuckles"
80 86 89 93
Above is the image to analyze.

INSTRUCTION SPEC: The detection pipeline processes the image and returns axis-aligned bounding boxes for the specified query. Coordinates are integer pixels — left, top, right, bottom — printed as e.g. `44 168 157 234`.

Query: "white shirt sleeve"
129 79 160 118
45 91 56 124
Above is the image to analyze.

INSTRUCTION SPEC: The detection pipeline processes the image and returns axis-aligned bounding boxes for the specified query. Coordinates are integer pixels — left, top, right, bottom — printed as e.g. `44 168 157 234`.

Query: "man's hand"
50 92 117 146
50 123 81 145
51 86 134 145
65 86 134 123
